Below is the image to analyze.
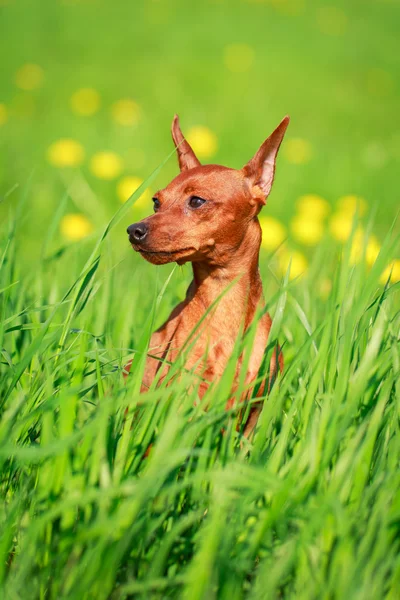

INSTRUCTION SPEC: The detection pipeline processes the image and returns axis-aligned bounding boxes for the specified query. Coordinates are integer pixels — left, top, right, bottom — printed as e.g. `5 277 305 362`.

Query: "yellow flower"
319 278 332 300
70 88 100 116
296 194 330 219
47 139 85 167
0 104 8 125
380 260 400 284
366 68 394 97
117 176 151 209
278 249 308 280
259 216 287 250
186 126 218 160
60 214 93 241
111 99 141 126
290 215 324 246
366 235 380 266
283 138 313 165
223 43 255 73
271 0 305 17
90 152 123 180
15 64 44 91
347 230 380 266
349 228 365 264
329 212 353 242
336 195 367 217
316 6 348 36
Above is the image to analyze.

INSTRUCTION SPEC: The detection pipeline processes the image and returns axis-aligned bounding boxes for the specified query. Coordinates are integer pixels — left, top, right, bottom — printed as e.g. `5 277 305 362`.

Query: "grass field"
1 176 399 599
1 0 400 598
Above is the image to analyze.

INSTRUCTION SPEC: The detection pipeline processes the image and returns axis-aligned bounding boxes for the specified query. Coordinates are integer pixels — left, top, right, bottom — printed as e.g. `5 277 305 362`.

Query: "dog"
126 115 288 437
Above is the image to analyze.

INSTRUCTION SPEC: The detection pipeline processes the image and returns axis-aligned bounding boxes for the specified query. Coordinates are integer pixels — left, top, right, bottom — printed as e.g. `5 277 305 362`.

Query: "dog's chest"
143 293 272 396
160 305 270 381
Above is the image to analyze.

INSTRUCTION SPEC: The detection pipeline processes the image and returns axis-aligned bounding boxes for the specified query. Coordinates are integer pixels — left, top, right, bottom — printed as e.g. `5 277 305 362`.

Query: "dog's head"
127 115 289 266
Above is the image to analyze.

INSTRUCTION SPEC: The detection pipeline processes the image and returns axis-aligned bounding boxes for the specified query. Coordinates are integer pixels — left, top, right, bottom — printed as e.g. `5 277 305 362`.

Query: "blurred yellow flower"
349 228 365 264
366 235 380 266
15 63 44 91
271 0 305 17
47 139 85 167
186 125 218 160
0 104 8 125
329 212 353 241
111 99 141 126
259 216 287 250
290 215 324 246
223 43 255 73
283 138 313 165
60 214 93 241
70 88 100 116
90 152 123 180
336 194 367 217
296 194 330 219
278 249 308 280
319 277 332 300
117 176 151 209
340 227 380 266
366 68 394 97
316 6 348 36
380 260 400 284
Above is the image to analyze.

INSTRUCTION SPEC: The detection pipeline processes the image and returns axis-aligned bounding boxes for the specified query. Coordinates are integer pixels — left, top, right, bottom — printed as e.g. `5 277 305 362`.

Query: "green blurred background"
0 0 399 270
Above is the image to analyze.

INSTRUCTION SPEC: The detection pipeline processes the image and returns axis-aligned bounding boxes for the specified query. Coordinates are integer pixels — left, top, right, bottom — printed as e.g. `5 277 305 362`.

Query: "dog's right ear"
171 114 201 172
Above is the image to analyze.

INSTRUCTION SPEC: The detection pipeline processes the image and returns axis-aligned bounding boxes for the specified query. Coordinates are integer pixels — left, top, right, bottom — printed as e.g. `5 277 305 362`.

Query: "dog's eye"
152 197 160 212
188 196 206 209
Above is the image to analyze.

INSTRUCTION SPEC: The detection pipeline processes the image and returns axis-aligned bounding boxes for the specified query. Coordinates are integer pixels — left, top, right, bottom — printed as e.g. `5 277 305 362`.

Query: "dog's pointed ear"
171 114 201 172
243 116 290 202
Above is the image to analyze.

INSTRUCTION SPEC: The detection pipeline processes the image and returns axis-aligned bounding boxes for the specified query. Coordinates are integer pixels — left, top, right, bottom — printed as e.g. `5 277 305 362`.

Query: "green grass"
0 0 400 597
0 178 399 599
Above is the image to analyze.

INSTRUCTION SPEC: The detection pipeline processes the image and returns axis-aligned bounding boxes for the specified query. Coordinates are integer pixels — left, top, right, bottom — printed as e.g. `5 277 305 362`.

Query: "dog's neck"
188 220 263 330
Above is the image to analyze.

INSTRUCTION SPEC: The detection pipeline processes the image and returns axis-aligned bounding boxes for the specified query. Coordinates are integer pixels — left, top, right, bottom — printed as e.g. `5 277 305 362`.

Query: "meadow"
1 0 400 598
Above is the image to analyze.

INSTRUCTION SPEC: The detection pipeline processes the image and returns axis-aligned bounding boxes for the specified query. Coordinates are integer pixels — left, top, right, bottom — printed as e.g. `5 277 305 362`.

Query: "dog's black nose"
127 222 148 242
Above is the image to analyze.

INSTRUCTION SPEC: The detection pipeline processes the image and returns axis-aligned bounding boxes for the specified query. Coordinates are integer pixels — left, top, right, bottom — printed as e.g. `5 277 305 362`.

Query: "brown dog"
126 115 289 436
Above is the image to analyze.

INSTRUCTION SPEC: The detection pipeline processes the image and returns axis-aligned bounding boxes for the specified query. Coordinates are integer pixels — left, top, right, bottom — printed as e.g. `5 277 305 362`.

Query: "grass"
0 176 399 599
0 0 399 597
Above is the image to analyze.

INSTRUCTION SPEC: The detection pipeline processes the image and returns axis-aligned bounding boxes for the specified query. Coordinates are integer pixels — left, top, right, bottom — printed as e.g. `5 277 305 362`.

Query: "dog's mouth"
137 247 192 255
131 242 195 265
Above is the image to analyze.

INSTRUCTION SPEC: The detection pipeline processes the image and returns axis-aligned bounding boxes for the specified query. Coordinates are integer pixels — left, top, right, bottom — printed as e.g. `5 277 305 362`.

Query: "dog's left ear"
243 116 290 203
171 114 201 172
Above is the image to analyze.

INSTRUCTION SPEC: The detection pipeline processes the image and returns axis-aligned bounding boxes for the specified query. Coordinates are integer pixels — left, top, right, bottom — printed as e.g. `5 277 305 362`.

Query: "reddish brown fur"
126 115 289 437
